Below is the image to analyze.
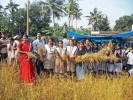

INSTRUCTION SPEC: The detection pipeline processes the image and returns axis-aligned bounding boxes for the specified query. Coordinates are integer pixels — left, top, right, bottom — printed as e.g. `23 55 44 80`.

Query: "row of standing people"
19 32 133 82
1 32 133 83
0 32 25 63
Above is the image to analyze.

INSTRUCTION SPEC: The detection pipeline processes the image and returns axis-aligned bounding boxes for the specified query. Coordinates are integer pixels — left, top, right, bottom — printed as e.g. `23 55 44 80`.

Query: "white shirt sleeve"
127 52 129 58
7 44 11 50
32 40 37 52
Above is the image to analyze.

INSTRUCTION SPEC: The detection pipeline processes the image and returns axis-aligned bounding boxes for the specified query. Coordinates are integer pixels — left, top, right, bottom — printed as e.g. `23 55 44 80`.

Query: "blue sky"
1 0 133 29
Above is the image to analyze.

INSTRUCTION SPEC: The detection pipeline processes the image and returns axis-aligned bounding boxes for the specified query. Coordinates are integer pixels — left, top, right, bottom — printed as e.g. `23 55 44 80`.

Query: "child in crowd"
7 38 14 65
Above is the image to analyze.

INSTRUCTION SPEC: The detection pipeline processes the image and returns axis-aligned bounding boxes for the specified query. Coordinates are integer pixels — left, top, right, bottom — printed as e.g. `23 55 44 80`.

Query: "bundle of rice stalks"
76 49 107 66
97 49 107 62
54 49 63 61
107 54 118 63
62 51 69 61
66 51 71 62
37 45 46 62
108 41 113 54
27 52 37 59
75 47 118 66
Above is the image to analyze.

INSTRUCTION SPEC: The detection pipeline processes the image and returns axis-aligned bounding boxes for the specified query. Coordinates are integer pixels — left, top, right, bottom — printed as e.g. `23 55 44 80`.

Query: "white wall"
91 31 100 35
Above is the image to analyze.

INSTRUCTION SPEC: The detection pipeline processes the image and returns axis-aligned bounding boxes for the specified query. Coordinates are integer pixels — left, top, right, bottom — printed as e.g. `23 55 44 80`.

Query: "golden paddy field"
0 61 133 100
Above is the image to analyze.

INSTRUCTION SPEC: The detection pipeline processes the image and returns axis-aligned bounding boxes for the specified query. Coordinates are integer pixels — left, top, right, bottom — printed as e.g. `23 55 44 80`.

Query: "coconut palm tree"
65 0 79 27
40 0 66 36
73 8 82 30
85 8 104 31
0 5 3 32
0 5 3 12
5 0 19 36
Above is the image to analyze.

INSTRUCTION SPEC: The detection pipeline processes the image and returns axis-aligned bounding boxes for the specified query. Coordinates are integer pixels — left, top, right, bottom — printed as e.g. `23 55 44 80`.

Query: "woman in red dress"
17 35 35 83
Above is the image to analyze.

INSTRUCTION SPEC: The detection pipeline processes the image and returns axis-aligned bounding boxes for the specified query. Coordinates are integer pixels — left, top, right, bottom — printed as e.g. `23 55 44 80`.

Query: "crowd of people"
0 31 133 83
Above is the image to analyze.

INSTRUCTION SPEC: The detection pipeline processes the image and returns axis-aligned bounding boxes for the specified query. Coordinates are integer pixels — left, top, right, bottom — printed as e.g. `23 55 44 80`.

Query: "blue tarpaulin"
66 30 133 39
109 31 133 38
66 30 111 39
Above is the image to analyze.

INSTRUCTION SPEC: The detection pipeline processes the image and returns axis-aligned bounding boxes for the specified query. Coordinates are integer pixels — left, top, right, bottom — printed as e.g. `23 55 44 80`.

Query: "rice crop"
76 41 118 66
27 52 37 59
37 45 45 62
0 61 133 100
75 49 118 66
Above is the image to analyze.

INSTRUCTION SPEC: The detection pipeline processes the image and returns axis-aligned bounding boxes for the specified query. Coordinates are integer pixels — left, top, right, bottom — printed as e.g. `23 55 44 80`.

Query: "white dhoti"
113 63 123 72
97 62 102 71
88 65 93 71
107 63 114 72
101 61 106 71
94 63 100 71
76 63 86 80
128 68 133 76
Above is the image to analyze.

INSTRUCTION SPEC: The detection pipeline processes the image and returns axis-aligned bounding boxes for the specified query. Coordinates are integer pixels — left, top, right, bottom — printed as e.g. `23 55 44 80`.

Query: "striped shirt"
0 38 9 53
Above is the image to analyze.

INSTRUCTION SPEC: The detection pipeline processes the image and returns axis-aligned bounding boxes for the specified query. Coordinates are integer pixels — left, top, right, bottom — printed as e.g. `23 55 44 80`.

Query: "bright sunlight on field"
0 61 133 100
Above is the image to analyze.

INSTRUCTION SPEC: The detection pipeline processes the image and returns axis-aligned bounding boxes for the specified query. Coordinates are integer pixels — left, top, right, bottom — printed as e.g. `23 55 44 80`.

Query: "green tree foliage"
114 15 133 31
77 28 90 35
73 8 82 30
1 1 51 36
42 23 66 36
65 0 79 27
0 5 3 32
5 0 20 36
0 5 12 36
98 16 111 31
85 8 105 31
14 8 27 33
40 0 66 36
29 1 51 36
68 26 90 35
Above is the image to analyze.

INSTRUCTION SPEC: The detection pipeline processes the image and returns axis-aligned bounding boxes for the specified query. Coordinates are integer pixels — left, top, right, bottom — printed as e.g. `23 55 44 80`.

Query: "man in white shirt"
32 32 45 75
127 47 133 76
122 45 130 70
62 34 69 49
123 45 130 54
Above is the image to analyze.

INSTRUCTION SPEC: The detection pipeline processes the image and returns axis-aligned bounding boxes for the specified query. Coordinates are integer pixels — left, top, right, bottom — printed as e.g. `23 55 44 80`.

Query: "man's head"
116 43 121 50
9 37 14 45
0 32 1 38
131 46 133 53
1 32 6 39
101 42 106 48
124 45 128 50
69 39 74 46
48 38 53 45
85 39 91 46
63 34 67 38
37 32 42 40
17 35 22 42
